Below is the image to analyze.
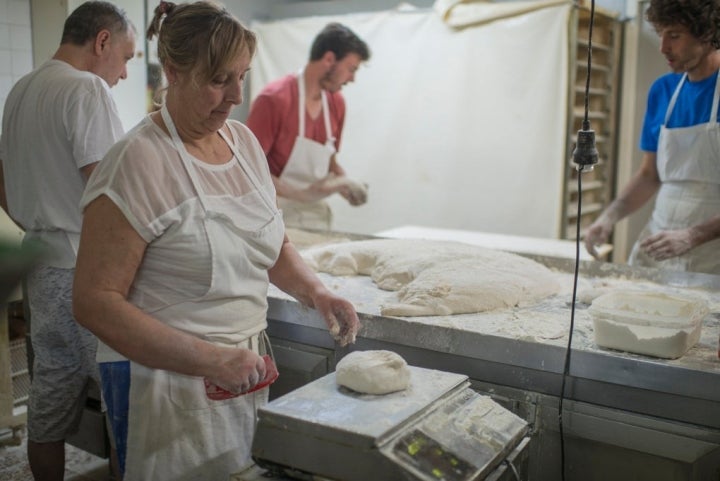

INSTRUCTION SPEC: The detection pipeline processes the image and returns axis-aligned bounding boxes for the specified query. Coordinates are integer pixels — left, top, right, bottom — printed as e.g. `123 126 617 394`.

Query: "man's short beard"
320 64 338 92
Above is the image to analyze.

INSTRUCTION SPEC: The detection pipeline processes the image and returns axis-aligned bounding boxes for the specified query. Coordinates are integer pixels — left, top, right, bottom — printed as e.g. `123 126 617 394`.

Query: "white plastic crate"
588 291 708 359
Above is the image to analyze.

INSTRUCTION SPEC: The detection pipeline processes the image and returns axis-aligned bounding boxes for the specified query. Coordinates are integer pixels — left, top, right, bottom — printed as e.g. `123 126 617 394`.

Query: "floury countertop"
267 232 720 430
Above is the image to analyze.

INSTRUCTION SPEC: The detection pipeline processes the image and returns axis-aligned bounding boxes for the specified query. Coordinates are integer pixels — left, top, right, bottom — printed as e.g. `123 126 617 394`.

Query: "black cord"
560 0 596 479
559 171 583 481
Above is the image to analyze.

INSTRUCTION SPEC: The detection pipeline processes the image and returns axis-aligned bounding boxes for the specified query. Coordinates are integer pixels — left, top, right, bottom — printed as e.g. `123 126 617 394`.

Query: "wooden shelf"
567 202 604 219
576 63 610 74
568 180 604 193
560 7 621 261
577 39 611 52
572 107 609 120
574 86 610 96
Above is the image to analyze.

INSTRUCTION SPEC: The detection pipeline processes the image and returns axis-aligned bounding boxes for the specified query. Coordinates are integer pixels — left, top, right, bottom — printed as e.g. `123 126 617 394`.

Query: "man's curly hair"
647 0 720 48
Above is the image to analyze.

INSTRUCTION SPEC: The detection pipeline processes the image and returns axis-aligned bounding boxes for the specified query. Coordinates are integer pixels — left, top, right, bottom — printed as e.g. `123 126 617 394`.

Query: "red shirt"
246 74 346 177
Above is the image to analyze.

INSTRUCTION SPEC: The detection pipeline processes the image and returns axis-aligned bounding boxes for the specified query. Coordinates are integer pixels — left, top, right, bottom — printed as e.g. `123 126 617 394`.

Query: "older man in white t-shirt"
0 2 135 478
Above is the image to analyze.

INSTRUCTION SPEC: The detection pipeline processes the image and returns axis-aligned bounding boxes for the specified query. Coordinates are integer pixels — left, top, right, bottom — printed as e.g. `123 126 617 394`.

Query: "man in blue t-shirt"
584 0 720 274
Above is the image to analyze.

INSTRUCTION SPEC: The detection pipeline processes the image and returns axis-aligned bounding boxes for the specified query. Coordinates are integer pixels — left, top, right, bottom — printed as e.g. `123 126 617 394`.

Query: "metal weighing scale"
240 365 529 481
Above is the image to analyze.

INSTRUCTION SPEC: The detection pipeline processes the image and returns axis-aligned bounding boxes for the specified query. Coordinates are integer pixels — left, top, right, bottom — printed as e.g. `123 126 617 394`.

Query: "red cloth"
246 74 345 177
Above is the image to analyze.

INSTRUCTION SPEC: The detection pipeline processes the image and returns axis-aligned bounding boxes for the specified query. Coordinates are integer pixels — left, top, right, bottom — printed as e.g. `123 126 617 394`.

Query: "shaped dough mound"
302 239 561 316
336 350 410 394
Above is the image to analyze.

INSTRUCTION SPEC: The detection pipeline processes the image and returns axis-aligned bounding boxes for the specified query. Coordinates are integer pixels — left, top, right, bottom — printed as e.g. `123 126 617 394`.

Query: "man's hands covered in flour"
301 173 368 205
639 227 698 261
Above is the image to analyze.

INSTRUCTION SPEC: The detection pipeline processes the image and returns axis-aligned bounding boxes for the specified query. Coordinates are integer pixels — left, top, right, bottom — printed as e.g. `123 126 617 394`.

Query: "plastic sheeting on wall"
435 0 572 28
250 3 571 238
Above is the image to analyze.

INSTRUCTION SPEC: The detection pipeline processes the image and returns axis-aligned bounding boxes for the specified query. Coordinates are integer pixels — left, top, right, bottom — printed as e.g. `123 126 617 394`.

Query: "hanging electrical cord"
560 0 598 479
558 152 585 481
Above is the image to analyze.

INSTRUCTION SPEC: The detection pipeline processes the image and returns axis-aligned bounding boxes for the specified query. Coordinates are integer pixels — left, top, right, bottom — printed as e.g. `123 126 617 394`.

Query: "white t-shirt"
82 117 281 361
0 59 124 267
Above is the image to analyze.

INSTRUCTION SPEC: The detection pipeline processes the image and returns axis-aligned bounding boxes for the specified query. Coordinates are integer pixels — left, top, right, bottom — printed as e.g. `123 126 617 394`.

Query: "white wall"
0 0 31 246
0 0 30 300
29 0 64 69
251 4 571 237
0 0 33 127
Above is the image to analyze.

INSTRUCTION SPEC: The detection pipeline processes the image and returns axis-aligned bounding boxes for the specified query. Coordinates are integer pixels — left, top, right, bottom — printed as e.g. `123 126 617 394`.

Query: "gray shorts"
26 265 99 443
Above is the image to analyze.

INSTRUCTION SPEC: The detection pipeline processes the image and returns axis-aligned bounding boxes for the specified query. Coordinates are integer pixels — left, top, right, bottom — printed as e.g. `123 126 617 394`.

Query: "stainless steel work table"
264 243 720 481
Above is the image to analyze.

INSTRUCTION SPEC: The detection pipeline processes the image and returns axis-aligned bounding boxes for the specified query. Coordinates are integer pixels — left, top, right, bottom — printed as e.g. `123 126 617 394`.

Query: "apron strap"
297 69 335 146
260 330 274 359
218 129 278 212
161 103 210 212
321 91 334 146
297 69 306 138
664 73 687 126
710 71 720 125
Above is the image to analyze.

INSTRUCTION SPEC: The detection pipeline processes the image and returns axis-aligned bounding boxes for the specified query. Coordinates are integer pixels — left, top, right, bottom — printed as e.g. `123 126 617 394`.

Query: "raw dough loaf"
336 350 411 394
302 239 561 316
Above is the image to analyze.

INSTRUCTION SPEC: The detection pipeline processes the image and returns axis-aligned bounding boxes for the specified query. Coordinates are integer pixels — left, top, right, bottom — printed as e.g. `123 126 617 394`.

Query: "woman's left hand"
314 293 360 346
639 228 696 260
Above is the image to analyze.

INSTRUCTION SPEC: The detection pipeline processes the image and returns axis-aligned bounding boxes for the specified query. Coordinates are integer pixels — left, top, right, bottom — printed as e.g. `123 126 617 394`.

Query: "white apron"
629 72 720 274
278 70 336 230
123 105 285 481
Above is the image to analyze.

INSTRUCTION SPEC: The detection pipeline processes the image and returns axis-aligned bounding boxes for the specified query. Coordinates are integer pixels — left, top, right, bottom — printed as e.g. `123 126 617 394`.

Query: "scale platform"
248 365 529 481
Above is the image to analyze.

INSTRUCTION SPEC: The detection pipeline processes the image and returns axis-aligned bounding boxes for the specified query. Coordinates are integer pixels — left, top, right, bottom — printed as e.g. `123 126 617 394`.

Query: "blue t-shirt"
640 70 720 152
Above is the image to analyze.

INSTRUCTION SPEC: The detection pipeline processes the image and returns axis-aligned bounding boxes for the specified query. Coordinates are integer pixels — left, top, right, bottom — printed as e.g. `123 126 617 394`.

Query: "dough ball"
335 350 410 395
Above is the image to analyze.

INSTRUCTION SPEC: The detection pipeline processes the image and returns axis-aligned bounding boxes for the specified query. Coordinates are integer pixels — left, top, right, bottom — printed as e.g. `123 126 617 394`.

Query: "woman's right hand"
206 347 267 394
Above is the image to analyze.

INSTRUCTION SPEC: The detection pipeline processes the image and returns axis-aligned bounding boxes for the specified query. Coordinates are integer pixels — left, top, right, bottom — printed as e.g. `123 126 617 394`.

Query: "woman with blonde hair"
73 2 359 479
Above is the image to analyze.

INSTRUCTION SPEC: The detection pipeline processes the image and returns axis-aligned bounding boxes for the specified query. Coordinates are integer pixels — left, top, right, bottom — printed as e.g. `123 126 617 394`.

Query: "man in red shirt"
247 23 370 230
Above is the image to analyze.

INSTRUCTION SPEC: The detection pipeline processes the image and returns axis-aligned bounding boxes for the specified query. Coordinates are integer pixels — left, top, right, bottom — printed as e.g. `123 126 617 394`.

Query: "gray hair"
61 1 134 46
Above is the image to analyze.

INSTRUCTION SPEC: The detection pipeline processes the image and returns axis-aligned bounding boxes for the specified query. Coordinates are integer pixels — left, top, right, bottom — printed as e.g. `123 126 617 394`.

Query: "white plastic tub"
588 291 709 359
